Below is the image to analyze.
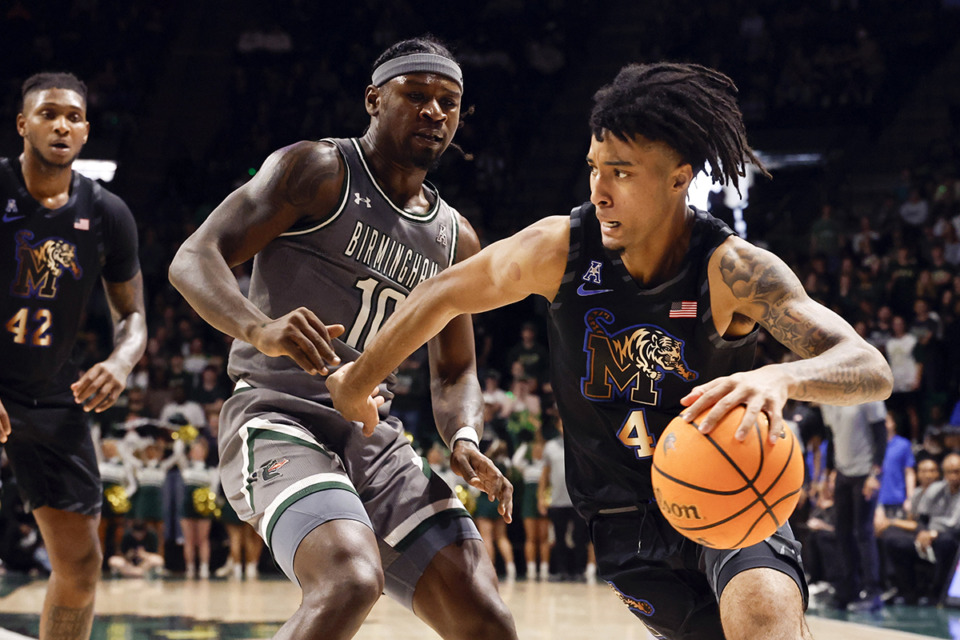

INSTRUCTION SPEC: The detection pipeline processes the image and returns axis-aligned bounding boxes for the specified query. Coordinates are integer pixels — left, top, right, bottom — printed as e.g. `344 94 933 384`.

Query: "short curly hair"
590 62 769 192
20 72 87 111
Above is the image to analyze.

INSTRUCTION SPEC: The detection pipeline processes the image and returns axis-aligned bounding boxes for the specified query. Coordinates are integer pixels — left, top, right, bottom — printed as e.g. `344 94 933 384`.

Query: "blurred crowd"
2 0 960 593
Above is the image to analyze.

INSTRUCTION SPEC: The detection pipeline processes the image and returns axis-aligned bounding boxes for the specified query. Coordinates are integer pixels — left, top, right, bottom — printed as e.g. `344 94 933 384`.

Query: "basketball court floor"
0 573 957 640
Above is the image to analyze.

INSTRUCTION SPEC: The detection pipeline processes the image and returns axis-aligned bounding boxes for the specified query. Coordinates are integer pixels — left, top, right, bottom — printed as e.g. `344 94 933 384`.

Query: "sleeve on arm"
100 191 141 282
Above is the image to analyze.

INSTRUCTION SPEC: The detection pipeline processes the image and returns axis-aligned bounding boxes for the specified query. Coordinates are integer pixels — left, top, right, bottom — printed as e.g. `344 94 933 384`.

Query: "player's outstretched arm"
328 215 570 435
169 142 345 375
682 236 893 441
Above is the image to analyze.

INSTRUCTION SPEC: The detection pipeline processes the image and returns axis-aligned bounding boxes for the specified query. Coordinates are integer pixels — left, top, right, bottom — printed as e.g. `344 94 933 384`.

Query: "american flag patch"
669 301 697 318
74 218 89 230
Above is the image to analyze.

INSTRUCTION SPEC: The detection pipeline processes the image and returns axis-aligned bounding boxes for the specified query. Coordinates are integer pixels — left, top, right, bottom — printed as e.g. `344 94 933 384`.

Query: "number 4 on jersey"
617 409 655 459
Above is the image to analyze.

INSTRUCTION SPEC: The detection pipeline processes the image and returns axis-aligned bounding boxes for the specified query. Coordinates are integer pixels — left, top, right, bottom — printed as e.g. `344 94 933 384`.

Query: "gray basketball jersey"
227 137 461 403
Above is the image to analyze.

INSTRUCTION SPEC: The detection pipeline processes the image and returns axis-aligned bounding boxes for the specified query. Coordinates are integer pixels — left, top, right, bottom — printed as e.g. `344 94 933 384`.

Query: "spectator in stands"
821 400 888 611
886 452 960 604
159 380 206 431
505 322 549 388
876 412 917 521
886 315 922 440
107 520 163 578
877 456 941 602
539 417 589 582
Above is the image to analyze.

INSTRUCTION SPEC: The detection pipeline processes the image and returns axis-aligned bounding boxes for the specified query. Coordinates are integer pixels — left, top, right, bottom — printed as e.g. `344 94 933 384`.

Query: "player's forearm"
343 279 466 398
431 372 484 448
777 341 893 405
169 242 270 343
106 311 147 376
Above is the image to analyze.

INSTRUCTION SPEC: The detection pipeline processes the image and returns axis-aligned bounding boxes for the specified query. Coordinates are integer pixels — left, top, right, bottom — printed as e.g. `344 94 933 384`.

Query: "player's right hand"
327 362 384 436
249 307 344 375
0 399 10 443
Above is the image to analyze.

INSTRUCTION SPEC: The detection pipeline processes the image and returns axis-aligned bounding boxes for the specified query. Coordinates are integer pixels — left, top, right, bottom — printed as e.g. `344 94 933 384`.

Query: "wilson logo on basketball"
581 309 697 406
654 488 704 520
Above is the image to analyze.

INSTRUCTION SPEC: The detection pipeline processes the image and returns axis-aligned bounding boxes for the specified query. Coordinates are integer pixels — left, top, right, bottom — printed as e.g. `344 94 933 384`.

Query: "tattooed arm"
681 236 893 441
169 141 346 374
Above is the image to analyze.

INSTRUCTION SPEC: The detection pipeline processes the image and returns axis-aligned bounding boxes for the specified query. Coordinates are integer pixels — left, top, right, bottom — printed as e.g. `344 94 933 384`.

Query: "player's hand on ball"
249 307 343 375
327 362 384 436
679 368 789 444
451 440 513 523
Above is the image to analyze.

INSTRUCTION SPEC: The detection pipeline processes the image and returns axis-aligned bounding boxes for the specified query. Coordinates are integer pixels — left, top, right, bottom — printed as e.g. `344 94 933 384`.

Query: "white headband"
371 53 463 89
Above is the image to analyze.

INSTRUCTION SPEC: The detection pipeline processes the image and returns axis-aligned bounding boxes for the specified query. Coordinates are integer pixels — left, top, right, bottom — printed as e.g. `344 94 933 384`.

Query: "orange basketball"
650 405 804 549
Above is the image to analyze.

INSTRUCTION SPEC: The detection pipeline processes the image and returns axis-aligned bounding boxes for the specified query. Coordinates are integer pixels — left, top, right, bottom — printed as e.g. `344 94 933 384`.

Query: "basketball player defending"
170 38 516 640
329 63 893 640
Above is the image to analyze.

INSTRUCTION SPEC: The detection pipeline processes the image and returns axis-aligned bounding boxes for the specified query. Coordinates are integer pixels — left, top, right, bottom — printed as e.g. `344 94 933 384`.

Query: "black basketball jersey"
0 157 139 401
546 203 758 521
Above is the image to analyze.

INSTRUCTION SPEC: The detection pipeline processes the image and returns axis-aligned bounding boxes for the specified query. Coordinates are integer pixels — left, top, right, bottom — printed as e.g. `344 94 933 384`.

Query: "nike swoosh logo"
577 283 614 296
2 212 24 223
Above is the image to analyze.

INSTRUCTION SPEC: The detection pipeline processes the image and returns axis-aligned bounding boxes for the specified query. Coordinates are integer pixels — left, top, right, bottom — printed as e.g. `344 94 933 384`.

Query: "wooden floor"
0 575 952 639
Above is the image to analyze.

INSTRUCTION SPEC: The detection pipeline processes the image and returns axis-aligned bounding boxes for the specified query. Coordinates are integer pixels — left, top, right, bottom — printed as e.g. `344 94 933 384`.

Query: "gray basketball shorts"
219 384 480 609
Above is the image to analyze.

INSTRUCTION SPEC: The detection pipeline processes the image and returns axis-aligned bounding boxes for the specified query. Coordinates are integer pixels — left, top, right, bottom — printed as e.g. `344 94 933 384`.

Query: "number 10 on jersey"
345 277 407 350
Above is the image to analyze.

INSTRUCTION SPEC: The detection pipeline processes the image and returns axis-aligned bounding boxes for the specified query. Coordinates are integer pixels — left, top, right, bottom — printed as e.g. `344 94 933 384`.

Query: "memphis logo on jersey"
581 308 697 405
10 230 82 299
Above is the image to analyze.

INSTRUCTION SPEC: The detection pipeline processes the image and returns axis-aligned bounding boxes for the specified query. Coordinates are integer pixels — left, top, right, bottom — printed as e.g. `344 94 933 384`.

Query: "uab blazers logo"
581 309 697 405
10 230 82 298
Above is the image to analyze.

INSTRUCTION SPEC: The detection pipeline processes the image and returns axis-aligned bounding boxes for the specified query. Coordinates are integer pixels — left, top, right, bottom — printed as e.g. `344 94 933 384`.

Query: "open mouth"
51 142 70 151
415 132 443 144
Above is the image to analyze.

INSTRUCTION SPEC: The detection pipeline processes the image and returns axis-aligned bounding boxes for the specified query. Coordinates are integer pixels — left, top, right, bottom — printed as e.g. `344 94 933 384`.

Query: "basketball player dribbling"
329 62 894 640
170 37 517 640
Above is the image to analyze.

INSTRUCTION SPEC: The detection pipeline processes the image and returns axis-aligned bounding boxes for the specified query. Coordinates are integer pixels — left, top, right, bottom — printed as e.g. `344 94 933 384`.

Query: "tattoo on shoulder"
718 244 835 358
276 144 340 208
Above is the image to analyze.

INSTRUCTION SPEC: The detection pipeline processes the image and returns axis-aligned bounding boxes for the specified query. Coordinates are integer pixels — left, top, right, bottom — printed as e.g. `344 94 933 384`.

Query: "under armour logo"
354 193 371 208
436 224 448 247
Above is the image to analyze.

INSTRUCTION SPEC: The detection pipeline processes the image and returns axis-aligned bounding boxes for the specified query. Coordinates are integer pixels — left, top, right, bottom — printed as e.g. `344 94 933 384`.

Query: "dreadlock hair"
20 72 87 111
590 62 770 194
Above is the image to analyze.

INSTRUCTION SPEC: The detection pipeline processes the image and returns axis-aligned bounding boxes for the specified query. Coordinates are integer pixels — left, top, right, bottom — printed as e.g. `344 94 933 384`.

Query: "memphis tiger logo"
608 583 655 617
581 309 697 406
10 230 82 299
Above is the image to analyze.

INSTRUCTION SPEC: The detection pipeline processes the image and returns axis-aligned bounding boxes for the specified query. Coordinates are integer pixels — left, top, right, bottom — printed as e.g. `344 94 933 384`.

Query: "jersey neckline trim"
2 156 82 216
350 138 441 223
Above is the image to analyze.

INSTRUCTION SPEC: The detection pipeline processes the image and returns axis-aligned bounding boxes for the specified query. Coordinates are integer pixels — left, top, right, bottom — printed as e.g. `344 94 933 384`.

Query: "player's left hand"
679 367 789 444
863 474 881 500
71 360 127 413
451 439 514 523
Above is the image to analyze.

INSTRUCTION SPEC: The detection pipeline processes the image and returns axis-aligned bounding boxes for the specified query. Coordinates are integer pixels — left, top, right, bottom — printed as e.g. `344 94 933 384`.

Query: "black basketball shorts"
590 505 807 640
2 397 102 516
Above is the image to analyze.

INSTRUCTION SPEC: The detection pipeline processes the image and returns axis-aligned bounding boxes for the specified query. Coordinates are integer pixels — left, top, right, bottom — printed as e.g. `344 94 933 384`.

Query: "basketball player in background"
1 72 146 640
169 37 516 640
329 62 894 639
